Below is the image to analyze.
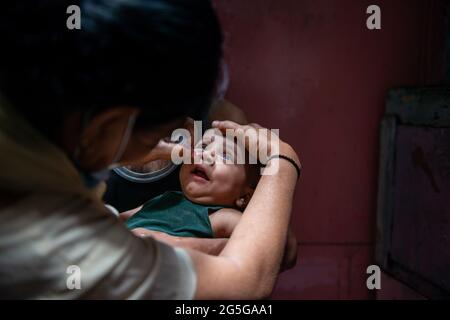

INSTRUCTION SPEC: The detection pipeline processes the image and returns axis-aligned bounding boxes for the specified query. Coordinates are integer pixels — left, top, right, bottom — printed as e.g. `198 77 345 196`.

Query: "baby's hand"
118 205 143 222
131 228 170 240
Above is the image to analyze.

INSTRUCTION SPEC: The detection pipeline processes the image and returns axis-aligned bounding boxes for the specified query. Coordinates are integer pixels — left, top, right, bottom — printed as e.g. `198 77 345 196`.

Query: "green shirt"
126 191 223 238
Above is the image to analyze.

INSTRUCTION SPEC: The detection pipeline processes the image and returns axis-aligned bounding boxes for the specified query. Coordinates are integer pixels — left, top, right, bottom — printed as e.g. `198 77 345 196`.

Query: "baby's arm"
209 208 242 238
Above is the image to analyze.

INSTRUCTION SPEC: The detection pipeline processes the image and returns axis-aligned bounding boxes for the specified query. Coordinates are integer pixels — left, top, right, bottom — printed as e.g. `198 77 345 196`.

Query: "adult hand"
139 117 195 163
211 120 300 167
212 120 301 274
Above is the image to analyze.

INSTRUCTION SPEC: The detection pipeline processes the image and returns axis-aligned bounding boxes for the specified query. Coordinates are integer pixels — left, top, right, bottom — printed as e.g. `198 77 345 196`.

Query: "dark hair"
245 160 262 190
0 0 222 135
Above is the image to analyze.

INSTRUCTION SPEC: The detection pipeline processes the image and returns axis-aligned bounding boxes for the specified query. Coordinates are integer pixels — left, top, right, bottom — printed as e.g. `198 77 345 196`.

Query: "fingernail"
212 121 219 127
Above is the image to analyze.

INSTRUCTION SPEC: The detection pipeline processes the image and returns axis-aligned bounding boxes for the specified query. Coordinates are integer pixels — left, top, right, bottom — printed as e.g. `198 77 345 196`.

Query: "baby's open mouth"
191 165 210 181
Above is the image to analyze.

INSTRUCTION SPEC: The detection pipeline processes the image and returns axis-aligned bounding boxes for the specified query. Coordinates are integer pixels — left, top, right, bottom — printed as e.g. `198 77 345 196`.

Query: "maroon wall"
214 0 445 299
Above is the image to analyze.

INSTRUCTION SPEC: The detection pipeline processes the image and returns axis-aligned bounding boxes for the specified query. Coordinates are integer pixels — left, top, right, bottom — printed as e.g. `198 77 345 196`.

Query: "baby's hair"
236 141 262 190
245 156 262 189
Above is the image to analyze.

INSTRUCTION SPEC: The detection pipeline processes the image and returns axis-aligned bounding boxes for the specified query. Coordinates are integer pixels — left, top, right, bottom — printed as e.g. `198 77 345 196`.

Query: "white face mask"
106 111 138 169
77 111 138 185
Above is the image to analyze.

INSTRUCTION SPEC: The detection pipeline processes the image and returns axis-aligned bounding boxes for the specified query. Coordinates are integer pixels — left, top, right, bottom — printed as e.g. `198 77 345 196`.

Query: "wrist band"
265 154 302 179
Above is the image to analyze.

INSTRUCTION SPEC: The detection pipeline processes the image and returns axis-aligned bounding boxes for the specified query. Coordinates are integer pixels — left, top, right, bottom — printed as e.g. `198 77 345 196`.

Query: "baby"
122 129 260 239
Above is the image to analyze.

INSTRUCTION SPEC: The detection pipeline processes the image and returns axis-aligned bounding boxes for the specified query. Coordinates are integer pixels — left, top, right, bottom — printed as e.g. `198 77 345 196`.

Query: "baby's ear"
235 187 255 210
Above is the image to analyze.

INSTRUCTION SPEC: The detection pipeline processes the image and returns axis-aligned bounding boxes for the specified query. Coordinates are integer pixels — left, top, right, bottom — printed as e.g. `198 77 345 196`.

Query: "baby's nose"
191 148 215 165
202 148 216 166
191 148 202 164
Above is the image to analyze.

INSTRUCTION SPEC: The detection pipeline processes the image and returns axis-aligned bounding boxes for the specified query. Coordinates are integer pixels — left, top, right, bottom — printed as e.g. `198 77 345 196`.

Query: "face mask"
76 111 138 187
107 111 138 169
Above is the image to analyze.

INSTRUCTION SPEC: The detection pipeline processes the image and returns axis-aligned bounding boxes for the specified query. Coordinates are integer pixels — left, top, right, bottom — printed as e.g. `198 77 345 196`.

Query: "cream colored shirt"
0 97 196 299
0 193 196 299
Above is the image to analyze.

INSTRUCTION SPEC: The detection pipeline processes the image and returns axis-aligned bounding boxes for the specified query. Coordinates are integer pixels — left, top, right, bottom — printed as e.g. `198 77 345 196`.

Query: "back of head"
0 0 223 135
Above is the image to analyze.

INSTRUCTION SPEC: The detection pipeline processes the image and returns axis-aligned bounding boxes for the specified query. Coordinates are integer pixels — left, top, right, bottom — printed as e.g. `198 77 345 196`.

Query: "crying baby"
121 129 261 240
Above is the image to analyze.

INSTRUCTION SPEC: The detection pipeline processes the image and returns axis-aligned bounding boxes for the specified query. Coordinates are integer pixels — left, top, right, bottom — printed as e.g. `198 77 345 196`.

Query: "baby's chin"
184 192 216 206
182 182 234 207
181 182 214 205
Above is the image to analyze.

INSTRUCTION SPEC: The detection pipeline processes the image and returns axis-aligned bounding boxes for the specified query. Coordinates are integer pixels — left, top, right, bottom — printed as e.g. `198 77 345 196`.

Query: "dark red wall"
214 0 445 299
